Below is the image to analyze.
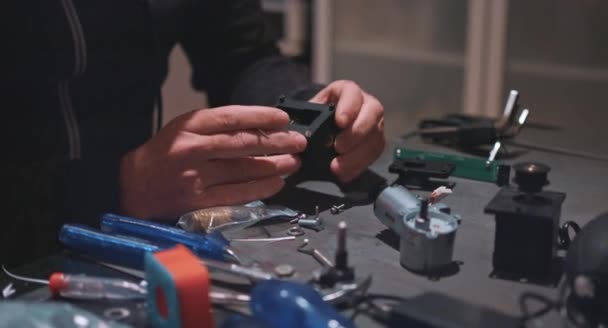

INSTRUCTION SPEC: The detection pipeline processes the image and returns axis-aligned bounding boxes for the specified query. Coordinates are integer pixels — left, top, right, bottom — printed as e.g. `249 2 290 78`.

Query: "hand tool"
145 245 214 328
100 213 240 263
250 280 354 328
59 224 274 281
2 265 146 300
2 265 251 306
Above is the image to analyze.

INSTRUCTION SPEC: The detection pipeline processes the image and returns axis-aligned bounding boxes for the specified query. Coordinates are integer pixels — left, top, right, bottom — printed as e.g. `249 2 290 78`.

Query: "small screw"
315 205 320 218
330 204 346 215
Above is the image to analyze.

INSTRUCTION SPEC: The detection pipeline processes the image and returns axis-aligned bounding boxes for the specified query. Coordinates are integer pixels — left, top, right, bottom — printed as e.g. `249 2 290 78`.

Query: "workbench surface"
3 124 607 327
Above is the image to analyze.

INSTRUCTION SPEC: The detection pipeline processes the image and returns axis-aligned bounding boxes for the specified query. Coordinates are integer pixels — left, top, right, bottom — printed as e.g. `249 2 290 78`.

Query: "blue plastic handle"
251 280 354 328
100 213 229 262
59 224 161 269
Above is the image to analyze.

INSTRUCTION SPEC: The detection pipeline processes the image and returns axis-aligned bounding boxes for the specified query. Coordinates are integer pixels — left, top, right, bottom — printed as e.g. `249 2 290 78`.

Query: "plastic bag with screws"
177 205 299 234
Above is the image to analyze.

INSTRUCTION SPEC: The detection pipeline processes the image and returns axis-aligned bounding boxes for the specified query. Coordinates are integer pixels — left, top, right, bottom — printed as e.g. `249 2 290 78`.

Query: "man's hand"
119 106 307 219
310 80 386 182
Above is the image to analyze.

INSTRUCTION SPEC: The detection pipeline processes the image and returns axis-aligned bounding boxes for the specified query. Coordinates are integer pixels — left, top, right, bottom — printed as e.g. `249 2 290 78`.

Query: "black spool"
513 162 550 193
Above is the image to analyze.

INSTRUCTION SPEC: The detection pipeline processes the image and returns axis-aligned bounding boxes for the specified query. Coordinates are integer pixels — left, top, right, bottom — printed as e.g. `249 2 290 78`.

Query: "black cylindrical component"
420 198 429 219
513 162 550 193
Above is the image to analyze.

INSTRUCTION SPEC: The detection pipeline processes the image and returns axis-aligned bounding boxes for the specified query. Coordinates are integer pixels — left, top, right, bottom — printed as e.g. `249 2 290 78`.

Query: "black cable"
519 291 558 321
347 293 410 322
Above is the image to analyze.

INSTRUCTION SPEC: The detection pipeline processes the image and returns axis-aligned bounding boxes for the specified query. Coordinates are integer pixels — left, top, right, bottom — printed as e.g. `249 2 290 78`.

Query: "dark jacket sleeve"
179 0 323 106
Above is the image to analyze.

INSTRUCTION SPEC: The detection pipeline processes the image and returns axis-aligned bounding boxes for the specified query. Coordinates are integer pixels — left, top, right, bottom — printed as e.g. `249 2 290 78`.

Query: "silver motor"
374 185 460 273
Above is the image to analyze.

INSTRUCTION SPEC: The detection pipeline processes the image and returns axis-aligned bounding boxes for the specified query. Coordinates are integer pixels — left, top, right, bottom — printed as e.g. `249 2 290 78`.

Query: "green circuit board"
393 148 509 184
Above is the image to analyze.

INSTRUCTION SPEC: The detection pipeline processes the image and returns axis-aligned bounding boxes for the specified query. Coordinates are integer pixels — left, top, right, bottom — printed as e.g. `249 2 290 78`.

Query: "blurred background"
162 0 608 154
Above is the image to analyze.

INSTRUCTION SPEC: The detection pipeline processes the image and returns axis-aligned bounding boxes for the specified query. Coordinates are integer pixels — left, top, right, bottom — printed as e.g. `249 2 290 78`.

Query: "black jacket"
3 0 318 265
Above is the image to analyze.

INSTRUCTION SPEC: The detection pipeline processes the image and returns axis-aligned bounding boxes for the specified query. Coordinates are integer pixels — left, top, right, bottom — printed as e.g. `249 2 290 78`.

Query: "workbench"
3 123 607 327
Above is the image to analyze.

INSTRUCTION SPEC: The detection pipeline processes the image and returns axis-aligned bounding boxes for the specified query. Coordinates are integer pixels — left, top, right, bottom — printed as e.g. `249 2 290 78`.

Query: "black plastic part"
418 119 498 146
419 198 429 219
564 213 608 325
389 159 456 190
496 164 511 186
276 96 340 175
513 162 550 193
317 266 355 288
484 186 566 277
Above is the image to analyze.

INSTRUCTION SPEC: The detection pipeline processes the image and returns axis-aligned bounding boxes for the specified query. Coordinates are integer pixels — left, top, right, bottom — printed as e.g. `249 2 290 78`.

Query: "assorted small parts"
276 96 341 175
328 222 355 283
330 204 346 215
484 162 566 278
374 185 460 274
292 206 325 231
393 147 511 186
298 238 334 268
287 226 305 236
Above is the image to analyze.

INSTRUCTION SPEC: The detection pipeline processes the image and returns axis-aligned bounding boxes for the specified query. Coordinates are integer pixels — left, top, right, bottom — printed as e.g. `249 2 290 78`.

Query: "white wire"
1 265 49 285
231 236 296 242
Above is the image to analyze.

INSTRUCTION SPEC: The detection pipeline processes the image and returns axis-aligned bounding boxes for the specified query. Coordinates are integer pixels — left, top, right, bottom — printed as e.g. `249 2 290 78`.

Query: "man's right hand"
119 106 307 220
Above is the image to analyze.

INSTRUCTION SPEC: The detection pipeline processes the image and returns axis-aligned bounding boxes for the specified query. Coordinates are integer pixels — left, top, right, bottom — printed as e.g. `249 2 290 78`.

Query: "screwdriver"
1 265 250 304
99 213 240 263
59 224 273 281
1 265 146 300
251 279 354 328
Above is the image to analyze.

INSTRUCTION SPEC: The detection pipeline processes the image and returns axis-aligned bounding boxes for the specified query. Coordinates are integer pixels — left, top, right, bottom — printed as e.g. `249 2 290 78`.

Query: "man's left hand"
310 80 386 182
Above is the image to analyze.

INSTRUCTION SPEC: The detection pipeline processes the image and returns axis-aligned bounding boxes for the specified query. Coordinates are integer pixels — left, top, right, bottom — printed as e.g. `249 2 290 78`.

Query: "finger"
332 81 364 128
203 154 301 187
331 129 386 182
334 92 384 154
182 106 289 135
309 87 331 104
308 81 364 128
195 176 286 208
195 130 307 159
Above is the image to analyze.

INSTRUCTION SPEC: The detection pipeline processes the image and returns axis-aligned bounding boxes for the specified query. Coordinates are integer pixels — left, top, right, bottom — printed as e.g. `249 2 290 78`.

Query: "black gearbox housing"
484 162 566 277
276 96 340 175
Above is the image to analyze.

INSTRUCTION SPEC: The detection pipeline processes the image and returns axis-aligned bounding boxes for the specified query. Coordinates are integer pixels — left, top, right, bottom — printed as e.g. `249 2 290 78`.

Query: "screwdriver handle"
49 272 146 300
59 224 272 281
59 224 160 269
100 213 228 262
251 280 353 328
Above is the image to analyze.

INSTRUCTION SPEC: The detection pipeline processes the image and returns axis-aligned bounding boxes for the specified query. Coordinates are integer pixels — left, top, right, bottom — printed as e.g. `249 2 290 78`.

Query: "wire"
348 293 410 322
1 265 49 285
519 292 558 321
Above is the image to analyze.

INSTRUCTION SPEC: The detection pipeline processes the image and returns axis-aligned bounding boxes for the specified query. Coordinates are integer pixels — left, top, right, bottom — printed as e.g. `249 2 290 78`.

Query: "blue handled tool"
59 224 160 269
250 280 354 328
59 224 273 281
99 213 240 263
